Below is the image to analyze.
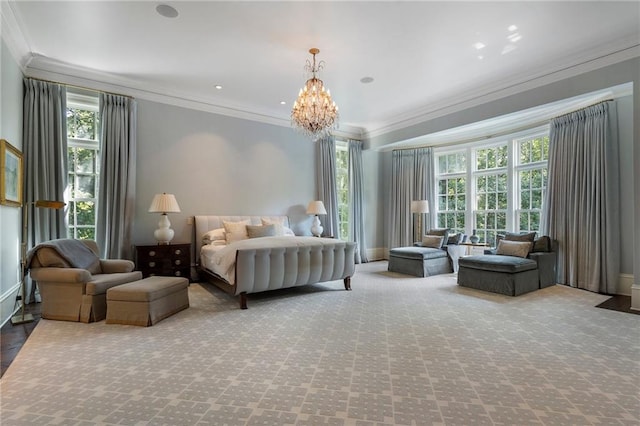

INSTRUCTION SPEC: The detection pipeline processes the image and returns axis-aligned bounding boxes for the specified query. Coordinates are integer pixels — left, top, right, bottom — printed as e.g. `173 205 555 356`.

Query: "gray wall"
0 38 24 325
371 58 638 281
132 99 318 248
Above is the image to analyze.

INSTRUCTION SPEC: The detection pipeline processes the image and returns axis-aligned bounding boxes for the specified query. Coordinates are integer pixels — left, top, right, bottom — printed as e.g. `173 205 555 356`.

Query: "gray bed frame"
194 215 356 309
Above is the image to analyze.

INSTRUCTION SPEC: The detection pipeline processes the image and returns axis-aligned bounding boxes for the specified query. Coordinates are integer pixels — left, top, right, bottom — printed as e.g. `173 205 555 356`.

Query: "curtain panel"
348 140 368 263
389 147 433 248
316 136 339 238
542 101 620 293
96 93 137 259
22 78 68 302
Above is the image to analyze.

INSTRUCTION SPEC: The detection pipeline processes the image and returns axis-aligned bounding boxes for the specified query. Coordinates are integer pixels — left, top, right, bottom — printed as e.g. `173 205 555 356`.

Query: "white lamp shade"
410 200 429 214
306 200 327 215
149 193 181 213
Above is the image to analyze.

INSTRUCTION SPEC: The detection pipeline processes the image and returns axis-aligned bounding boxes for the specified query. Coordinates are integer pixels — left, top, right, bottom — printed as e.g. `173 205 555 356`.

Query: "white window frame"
433 125 549 245
66 92 100 240
335 139 349 241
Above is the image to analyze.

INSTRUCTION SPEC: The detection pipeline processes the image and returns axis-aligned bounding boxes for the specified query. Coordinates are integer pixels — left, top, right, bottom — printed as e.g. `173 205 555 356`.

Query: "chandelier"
291 48 339 138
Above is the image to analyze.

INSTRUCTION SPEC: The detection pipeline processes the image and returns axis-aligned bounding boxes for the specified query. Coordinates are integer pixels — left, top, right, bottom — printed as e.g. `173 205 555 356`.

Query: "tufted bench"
388 247 452 277
458 255 539 296
106 276 189 326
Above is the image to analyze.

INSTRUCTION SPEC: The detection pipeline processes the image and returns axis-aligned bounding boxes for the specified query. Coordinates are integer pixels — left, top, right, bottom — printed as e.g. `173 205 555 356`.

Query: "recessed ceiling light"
477 55 484 60
214 85 223 90
473 42 486 50
508 25 518 32
156 4 178 18
360 76 374 84
280 101 286 105
508 33 522 43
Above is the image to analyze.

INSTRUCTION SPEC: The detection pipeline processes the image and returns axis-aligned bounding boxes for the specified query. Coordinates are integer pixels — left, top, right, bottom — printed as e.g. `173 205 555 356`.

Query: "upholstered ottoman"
388 247 452 277
458 255 538 296
106 276 189 326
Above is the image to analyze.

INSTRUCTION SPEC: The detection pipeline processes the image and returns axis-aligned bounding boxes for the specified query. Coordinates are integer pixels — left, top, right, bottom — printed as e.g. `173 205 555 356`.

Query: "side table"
135 243 191 281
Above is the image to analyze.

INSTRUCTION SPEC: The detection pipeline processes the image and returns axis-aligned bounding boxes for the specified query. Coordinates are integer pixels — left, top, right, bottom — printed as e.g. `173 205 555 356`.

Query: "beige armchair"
29 240 142 323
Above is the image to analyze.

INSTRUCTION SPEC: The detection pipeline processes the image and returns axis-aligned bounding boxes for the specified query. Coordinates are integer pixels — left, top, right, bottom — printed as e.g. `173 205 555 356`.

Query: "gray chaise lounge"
457 235 556 296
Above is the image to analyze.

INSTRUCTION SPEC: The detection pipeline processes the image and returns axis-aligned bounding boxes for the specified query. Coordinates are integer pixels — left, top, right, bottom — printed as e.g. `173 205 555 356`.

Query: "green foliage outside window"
335 143 349 240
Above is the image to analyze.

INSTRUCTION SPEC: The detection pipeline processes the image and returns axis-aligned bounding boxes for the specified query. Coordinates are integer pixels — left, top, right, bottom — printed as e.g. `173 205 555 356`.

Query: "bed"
194 215 356 309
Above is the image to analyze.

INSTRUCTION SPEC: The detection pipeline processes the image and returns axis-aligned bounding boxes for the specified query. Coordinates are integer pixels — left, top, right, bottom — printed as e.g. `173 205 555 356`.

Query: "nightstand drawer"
135 243 191 281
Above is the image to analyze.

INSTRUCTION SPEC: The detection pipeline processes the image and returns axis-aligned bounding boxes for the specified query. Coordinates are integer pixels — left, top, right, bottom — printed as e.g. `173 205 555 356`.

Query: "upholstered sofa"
457 234 556 296
28 239 142 322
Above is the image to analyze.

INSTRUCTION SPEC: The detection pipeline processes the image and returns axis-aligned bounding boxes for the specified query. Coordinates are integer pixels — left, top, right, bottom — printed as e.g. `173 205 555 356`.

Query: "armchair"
28 239 142 322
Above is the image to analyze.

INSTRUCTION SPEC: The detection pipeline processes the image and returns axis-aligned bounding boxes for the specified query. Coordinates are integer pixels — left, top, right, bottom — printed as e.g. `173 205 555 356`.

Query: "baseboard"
366 248 387 261
0 283 21 328
618 273 634 296
631 284 640 311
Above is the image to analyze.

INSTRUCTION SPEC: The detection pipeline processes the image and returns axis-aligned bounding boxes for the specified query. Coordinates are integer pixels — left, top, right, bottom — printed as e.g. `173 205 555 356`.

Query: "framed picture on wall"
0 139 24 207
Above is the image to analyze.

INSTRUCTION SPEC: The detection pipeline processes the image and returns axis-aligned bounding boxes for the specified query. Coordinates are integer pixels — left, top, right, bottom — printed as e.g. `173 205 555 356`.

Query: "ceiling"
3 1 639 138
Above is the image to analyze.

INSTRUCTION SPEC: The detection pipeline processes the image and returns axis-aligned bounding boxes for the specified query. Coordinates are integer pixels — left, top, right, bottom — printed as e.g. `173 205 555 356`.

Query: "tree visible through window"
335 140 349 240
434 127 549 245
66 93 99 240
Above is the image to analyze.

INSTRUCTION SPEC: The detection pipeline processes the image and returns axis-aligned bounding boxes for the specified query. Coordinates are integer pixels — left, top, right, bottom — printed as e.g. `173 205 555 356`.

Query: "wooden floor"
1 302 41 378
1 294 637 378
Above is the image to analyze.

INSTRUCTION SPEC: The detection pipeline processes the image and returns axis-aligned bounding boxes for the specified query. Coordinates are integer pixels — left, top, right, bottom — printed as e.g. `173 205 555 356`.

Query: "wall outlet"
187 216 193 225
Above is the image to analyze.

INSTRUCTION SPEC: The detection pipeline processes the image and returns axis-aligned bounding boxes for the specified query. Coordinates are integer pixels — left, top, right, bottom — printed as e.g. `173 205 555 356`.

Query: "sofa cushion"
426 228 450 247
459 254 537 273
390 246 448 260
496 240 532 258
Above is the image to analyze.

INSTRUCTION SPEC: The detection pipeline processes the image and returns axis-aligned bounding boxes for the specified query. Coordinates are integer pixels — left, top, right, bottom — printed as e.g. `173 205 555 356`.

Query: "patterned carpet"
1 261 638 425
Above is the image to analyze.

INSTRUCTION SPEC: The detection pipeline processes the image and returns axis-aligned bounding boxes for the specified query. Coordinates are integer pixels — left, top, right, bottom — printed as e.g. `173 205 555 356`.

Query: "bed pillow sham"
223 220 251 243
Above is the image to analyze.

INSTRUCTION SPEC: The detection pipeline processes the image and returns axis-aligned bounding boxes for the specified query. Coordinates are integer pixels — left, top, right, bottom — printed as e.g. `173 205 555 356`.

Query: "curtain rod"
550 99 613 121
25 76 134 100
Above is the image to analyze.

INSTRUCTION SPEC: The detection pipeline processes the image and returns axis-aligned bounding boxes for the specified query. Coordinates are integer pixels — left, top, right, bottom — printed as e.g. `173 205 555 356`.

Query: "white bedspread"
200 236 339 284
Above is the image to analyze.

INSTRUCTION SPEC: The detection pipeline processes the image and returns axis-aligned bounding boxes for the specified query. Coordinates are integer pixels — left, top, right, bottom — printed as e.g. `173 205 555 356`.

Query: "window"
436 152 466 234
66 93 100 240
335 140 349 240
473 144 508 245
516 134 549 232
434 127 548 245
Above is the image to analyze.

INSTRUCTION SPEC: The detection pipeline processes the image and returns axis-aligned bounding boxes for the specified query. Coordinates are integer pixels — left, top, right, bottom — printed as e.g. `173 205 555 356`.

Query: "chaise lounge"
457 233 556 296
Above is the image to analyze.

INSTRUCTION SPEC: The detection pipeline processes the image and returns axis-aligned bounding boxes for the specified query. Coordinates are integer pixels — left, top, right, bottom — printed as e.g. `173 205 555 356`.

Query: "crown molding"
1 1 30 70
364 37 640 139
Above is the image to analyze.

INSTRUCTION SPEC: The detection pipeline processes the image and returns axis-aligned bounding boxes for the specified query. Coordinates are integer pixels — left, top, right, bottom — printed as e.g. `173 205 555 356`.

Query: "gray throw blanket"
26 239 99 270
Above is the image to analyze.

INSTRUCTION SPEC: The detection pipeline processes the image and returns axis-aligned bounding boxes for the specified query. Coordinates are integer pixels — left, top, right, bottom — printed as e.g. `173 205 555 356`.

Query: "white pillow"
202 228 226 244
282 227 295 236
223 220 250 243
261 218 285 236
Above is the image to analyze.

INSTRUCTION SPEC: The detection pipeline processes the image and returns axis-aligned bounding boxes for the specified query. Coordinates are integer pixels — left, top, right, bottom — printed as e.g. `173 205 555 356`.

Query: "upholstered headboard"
194 215 290 263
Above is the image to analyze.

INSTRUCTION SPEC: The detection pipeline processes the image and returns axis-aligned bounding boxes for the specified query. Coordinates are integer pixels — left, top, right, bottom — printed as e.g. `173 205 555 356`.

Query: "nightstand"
135 243 191 281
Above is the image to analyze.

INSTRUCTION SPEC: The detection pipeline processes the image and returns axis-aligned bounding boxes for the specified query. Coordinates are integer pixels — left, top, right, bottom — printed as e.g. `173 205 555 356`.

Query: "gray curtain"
96 93 137 259
542 101 619 293
348 140 368 263
389 147 433 248
22 78 68 302
316 136 339 238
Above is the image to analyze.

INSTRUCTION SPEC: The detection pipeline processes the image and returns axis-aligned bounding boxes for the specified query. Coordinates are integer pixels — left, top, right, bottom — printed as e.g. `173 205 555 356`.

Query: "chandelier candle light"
148 193 181 244
291 48 339 138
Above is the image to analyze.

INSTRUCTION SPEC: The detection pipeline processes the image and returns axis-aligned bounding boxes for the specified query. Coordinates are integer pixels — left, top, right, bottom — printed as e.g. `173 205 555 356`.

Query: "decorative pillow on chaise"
496 240 532 258
425 228 450 248
421 235 444 249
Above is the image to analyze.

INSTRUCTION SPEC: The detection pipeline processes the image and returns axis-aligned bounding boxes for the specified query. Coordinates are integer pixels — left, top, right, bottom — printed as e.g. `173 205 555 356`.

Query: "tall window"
436 152 466 234
66 93 100 239
335 140 349 240
474 144 508 245
516 134 549 232
434 127 548 245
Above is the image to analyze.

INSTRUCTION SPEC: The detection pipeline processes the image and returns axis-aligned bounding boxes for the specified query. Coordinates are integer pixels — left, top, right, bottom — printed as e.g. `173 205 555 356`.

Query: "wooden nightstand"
135 243 191 281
